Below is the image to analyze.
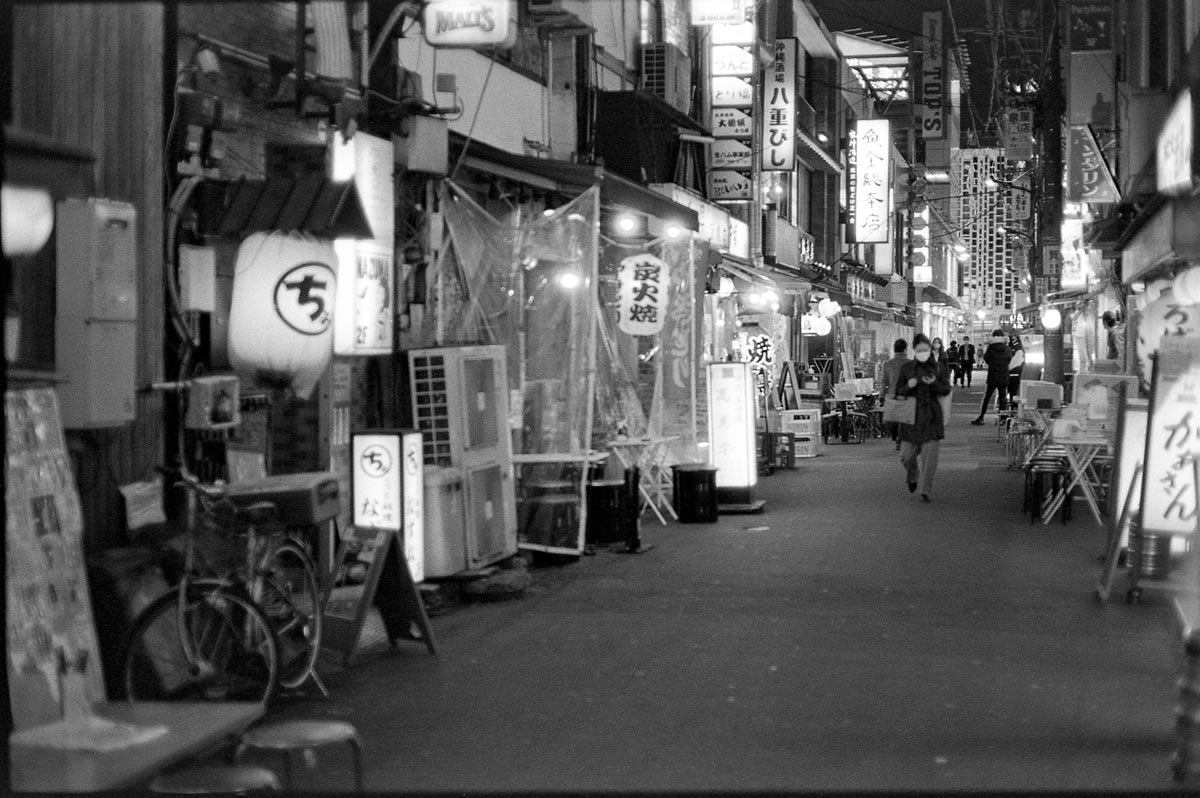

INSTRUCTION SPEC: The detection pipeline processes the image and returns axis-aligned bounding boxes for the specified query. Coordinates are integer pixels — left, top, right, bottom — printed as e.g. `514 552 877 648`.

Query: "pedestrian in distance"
947 340 961 386
931 337 947 369
1006 334 1025 404
880 338 910 450
894 333 951 502
971 329 1013 425
959 336 976 387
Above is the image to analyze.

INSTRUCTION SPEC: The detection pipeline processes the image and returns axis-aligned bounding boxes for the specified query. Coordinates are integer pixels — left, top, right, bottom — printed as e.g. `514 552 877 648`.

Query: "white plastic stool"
149 764 281 795
238 720 363 793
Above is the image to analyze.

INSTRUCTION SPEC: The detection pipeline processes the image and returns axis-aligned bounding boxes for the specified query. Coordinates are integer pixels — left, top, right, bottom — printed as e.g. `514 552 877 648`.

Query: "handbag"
881 394 916 425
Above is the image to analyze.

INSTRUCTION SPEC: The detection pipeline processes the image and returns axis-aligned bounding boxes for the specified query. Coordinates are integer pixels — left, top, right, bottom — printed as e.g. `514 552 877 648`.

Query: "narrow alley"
266 389 1183 793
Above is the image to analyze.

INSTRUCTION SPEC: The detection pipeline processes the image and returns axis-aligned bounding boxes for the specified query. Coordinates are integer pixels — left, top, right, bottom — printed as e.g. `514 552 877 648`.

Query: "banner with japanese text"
1140 334 1200 535
847 119 891 243
761 38 796 171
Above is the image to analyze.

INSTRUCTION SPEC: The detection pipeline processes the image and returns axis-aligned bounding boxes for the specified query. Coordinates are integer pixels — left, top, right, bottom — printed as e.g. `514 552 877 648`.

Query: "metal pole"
1040 0 1066 385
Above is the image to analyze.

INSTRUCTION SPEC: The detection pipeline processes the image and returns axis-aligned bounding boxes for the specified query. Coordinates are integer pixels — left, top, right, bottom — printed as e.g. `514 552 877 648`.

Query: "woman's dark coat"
893 358 951 444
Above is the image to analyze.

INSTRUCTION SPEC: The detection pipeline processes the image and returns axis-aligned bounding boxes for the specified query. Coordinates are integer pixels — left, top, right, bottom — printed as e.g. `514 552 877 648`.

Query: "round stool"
149 764 281 795
237 720 363 793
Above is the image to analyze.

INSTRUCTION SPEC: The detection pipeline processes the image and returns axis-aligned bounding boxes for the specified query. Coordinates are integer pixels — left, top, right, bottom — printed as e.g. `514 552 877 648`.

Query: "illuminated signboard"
921 11 945 140
712 107 754 139
707 362 757 497
711 45 754 76
1139 335 1200 536
847 119 891 243
1157 89 1194 196
352 430 424 582
761 38 797 171
1067 125 1120 202
692 0 746 26
710 170 753 202
330 131 394 355
712 76 753 108
1003 106 1035 161
421 0 516 49
711 140 752 169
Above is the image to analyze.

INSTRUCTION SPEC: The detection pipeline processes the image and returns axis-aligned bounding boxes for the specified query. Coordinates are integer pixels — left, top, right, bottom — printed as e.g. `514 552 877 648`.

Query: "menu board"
6 388 105 730
1140 336 1200 536
1110 396 1148 521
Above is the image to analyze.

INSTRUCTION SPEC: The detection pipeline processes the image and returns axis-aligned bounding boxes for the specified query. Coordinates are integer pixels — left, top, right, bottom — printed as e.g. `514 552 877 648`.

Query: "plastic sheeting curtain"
599 235 702 464
438 182 599 455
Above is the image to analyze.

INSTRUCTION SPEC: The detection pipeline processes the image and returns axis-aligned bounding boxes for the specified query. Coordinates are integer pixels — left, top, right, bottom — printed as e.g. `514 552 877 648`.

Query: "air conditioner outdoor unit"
527 0 566 14
640 42 692 115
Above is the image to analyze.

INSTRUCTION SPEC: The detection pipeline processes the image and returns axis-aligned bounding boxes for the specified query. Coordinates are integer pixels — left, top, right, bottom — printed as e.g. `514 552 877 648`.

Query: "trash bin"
586 479 626 544
672 464 718 523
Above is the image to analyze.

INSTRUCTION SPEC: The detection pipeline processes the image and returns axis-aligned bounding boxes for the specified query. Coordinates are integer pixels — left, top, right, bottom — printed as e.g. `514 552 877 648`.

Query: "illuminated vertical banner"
921 11 945 140
847 119 891 243
761 38 797 172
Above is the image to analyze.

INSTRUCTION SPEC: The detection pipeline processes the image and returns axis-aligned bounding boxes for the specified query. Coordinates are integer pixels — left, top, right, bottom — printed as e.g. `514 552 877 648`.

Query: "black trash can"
672 464 718 523
586 479 627 544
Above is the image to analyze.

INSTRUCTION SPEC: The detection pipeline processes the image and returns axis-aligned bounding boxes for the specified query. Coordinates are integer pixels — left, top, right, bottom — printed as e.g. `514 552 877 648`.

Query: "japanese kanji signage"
847 119 891 243
617 253 668 336
1007 174 1032 221
1140 334 1200 535
710 170 753 202
711 140 752 169
712 108 754 139
351 430 424 581
920 11 945 140
712 76 753 108
745 333 776 365
1157 89 1195 196
1067 125 1120 203
1003 106 1035 161
761 38 796 171
711 45 753 76
691 0 746 26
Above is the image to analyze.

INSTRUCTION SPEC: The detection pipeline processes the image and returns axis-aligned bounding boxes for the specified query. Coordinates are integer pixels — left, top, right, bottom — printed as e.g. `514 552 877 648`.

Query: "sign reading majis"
422 0 516 49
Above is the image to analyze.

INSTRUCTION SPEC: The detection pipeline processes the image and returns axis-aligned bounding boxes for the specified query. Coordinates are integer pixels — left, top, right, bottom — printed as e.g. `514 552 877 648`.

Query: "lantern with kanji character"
617 253 668 336
228 231 338 399
1138 287 1200 389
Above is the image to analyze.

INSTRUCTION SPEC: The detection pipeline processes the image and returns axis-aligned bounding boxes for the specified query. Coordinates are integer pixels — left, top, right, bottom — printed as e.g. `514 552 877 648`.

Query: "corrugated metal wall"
11 3 165 552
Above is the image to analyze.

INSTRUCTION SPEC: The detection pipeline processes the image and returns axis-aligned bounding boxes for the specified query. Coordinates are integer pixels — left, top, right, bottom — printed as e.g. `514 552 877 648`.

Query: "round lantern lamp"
812 316 832 336
1041 307 1062 331
1174 266 1200 306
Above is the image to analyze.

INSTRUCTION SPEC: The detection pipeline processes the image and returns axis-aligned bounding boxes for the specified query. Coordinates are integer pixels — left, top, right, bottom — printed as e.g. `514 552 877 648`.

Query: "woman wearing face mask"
893 333 952 502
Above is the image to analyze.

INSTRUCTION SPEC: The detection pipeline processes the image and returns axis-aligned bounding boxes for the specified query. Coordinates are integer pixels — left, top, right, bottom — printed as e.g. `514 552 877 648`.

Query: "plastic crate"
795 436 821 458
779 409 820 438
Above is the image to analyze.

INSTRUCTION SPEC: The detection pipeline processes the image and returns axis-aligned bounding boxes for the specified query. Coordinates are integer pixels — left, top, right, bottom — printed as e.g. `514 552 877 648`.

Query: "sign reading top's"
422 0 517 49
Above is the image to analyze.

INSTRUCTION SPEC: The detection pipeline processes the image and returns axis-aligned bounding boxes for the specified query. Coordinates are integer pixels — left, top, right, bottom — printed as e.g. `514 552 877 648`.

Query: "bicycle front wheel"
258 539 323 690
122 582 279 703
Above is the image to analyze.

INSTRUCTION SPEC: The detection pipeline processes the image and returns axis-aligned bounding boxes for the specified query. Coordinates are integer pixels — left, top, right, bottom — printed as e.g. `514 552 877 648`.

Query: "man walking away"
971 329 1012 425
960 336 976 388
947 340 961 386
880 338 910 450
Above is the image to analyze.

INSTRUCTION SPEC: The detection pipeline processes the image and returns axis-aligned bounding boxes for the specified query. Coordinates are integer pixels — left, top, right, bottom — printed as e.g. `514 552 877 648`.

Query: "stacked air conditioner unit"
640 42 692 115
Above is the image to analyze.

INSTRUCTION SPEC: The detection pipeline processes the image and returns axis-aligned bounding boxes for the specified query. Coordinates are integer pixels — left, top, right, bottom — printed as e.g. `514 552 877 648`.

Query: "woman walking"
894 334 951 502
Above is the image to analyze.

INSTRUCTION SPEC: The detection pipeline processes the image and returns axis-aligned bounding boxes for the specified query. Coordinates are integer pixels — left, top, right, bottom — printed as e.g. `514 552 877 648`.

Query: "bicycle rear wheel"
258 539 323 690
122 582 279 703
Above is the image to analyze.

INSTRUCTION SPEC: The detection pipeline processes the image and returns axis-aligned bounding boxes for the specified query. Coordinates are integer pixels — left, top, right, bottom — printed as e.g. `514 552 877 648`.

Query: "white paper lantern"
1144 278 1172 305
1 183 54 257
1040 307 1062 330
1137 287 1200 388
1174 267 1200 306
228 231 338 398
811 316 832 336
817 298 838 317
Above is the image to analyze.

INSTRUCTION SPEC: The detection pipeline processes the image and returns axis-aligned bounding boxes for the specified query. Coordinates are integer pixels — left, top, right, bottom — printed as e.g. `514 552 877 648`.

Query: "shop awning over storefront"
1119 195 1200 284
722 259 811 293
919 284 962 309
449 134 699 231
796 130 843 174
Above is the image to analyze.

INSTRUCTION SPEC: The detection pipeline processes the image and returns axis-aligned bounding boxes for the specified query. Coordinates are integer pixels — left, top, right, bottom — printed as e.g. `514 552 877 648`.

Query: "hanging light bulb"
812 316 832 336
1041 307 1062 331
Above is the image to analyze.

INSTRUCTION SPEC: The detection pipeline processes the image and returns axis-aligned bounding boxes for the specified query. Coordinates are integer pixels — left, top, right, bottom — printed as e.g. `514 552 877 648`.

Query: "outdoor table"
1040 434 1109 526
606 436 679 525
824 395 875 443
9 701 264 793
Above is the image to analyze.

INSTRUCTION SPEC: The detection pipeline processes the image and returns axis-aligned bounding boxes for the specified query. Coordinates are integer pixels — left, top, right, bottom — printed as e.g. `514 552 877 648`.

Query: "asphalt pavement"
262 383 1187 793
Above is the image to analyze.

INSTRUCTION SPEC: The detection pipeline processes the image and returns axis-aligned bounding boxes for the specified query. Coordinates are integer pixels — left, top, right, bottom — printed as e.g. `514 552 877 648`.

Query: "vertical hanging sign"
847 119 891 243
709 17 755 202
921 11 945 140
761 38 797 172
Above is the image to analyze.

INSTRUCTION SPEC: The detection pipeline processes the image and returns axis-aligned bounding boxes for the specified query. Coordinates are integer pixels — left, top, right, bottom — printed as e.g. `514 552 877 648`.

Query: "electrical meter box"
55 198 138 428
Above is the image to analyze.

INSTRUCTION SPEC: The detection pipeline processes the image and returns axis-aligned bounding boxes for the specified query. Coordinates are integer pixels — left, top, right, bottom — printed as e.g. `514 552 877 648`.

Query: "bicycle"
121 466 327 703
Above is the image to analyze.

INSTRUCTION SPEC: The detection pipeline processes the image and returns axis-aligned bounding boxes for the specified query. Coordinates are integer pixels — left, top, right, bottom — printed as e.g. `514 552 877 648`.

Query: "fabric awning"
449 134 700 230
920 284 962 309
796 130 843 174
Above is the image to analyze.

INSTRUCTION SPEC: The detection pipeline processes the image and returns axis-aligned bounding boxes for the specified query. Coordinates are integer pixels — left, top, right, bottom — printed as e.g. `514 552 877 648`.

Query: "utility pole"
1039 0 1066 384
